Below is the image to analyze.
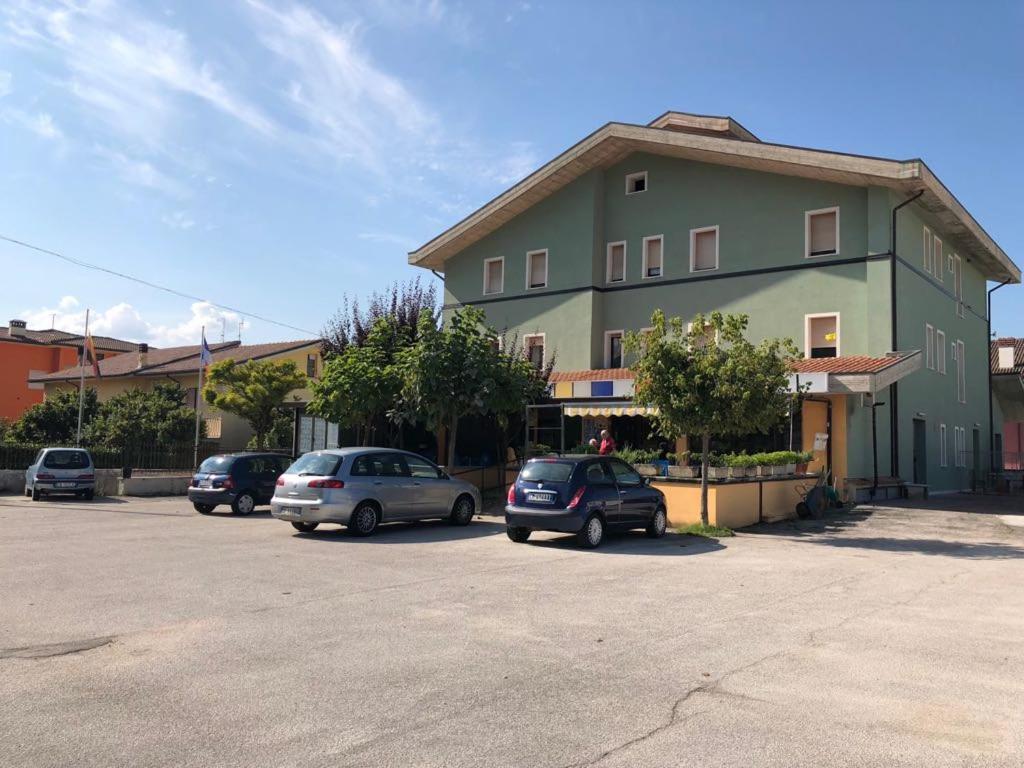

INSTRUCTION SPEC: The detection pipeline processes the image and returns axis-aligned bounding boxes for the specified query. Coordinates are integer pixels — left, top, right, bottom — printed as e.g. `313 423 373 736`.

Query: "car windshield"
520 460 574 483
198 456 235 474
287 453 343 477
42 450 90 469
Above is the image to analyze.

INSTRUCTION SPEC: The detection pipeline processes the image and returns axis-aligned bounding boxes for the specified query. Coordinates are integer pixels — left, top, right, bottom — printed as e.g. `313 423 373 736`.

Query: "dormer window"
625 171 647 195
805 207 839 258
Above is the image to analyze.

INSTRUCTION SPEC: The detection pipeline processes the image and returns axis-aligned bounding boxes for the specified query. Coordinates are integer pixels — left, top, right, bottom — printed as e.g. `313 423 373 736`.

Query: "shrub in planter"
750 452 772 477
705 453 730 480
795 450 814 474
528 443 554 457
725 453 757 478
667 451 698 478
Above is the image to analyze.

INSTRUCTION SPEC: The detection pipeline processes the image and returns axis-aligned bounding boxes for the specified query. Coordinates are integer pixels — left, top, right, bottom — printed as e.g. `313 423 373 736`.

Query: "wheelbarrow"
796 471 830 519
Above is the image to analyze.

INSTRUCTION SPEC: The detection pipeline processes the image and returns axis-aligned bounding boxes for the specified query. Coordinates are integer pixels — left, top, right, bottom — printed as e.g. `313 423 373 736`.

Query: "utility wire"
0 233 318 337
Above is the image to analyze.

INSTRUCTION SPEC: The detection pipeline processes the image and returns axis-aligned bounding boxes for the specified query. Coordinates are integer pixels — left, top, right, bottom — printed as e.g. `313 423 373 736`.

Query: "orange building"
0 319 141 421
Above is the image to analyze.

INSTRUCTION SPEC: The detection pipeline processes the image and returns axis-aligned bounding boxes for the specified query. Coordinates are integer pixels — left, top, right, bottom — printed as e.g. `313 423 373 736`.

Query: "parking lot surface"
2 493 1023 767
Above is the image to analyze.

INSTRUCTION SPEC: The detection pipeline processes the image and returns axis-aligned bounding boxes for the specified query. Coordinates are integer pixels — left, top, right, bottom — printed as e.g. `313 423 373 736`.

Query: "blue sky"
1 0 1022 346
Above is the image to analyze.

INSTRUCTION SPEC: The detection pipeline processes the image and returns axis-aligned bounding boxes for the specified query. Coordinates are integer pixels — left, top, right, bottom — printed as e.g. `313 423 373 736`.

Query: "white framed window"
483 257 504 295
954 426 965 468
939 423 948 467
523 333 545 369
805 313 840 359
604 330 624 369
525 249 548 290
606 241 626 284
625 171 647 195
925 323 935 370
923 226 933 274
642 235 664 279
953 254 964 318
933 237 943 283
956 339 966 403
947 251 955 274
689 225 719 272
805 206 839 258
936 329 946 374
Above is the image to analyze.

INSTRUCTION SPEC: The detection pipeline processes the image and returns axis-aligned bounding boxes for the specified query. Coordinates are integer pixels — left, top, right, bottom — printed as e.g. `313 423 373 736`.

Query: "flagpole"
76 308 90 446
193 325 204 471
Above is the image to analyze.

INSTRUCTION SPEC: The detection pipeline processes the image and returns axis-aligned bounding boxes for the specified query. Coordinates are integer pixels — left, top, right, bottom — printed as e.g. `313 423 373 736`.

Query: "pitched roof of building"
29 339 319 382
549 368 635 383
0 325 142 352
409 111 1018 283
991 338 1024 375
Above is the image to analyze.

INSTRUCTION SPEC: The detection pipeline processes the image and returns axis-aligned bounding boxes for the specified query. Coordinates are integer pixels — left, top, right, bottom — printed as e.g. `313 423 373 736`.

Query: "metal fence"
949 451 1024 494
0 441 257 473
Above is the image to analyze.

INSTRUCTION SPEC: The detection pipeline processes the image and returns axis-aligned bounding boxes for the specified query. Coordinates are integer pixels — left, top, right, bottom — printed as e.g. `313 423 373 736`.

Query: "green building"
410 111 1020 495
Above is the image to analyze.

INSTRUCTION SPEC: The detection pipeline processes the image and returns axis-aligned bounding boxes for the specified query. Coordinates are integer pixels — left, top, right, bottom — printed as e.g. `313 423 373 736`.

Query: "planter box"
667 465 699 479
706 466 730 480
727 466 751 479
768 465 789 477
635 464 658 477
755 465 771 477
795 462 809 475
785 463 797 475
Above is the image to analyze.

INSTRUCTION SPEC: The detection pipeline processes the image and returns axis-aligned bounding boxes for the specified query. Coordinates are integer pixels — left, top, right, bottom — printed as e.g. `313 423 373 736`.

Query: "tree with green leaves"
321 277 438 356
203 359 308 449
7 387 98 444
86 383 198 450
397 307 497 468
625 311 797 526
309 317 407 446
490 330 555 465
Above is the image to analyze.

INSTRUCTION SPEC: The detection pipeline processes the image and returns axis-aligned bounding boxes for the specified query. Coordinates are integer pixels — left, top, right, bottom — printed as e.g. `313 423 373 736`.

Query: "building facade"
410 112 1020 493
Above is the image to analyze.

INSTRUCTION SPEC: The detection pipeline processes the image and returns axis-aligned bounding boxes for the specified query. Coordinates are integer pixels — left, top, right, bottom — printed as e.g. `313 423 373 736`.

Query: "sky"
1 0 1022 347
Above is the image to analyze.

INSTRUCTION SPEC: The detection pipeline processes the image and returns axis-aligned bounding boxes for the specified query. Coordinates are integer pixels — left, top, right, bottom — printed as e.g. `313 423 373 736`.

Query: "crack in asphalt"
0 635 116 660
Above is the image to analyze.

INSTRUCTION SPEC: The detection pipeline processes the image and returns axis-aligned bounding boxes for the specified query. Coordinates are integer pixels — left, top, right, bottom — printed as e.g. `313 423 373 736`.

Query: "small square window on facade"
690 226 719 272
483 257 504 295
526 249 548 289
806 314 839 359
606 242 626 283
625 171 647 195
642 235 663 278
805 207 839 258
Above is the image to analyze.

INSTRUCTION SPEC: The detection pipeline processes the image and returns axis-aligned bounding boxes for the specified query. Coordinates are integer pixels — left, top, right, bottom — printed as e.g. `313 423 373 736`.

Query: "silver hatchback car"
25 447 96 501
270 448 483 535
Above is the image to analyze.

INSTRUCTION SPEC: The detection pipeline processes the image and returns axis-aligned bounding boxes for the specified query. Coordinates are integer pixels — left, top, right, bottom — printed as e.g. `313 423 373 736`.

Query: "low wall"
652 476 809 529
118 475 191 497
1 468 122 496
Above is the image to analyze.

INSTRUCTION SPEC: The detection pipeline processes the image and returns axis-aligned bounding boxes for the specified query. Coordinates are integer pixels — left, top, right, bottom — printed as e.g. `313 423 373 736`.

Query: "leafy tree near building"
7 388 98 444
309 318 407 446
625 311 797 526
203 359 308 449
86 383 198 450
321 277 438 356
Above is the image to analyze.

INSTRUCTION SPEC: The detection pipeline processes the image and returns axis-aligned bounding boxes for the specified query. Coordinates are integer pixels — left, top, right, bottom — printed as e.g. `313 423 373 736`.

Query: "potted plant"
751 452 772 477
762 451 788 476
795 450 813 474
667 451 698 478
725 453 755 479
782 451 798 475
620 447 658 477
705 453 729 480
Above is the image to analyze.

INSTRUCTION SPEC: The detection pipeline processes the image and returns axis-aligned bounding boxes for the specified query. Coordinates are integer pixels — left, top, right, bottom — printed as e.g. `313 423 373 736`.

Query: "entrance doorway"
912 418 927 484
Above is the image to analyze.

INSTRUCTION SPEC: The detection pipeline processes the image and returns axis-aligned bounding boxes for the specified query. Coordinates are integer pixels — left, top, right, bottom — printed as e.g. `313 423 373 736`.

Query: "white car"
25 448 96 501
271 448 482 535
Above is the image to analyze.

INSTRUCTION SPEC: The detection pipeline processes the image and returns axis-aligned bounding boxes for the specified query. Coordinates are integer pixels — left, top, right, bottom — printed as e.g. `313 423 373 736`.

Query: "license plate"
526 492 555 504
55 482 76 488
199 480 212 488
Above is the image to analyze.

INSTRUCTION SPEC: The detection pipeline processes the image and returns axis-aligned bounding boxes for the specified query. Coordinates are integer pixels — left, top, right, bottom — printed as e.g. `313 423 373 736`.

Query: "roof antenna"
220 317 226 343
238 319 244 342
51 313 55 329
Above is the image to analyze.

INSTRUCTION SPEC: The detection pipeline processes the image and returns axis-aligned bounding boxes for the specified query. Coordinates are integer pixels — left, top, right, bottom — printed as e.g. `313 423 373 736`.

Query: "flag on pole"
199 332 213 371
84 333 102 378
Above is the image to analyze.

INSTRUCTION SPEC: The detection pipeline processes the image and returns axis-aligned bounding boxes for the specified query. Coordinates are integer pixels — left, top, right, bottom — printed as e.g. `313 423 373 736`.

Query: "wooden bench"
901 482 929 500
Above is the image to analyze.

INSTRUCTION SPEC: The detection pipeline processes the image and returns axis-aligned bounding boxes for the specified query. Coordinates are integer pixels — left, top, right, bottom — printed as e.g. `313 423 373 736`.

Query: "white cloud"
3 107 64 142
93 145 189 198
162 210 196 230
0 70 11 97
19 298 242 348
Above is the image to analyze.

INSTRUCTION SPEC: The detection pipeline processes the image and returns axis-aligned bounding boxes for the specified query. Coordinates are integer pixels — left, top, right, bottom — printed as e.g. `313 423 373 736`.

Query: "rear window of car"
198 456 235 474
520 460 575 483
42 450 91 469
287 453 343 477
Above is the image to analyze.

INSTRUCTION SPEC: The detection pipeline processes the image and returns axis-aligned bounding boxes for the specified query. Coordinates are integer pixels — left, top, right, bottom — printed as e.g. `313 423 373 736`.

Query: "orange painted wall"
1 341 85 421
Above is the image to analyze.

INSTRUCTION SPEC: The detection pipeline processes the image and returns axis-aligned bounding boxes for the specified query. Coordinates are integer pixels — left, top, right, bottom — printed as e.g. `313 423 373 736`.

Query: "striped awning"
563 403 659 417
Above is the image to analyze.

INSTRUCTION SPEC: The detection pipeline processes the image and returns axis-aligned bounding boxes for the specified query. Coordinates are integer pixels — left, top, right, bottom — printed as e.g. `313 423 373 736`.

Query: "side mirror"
437 468 450 480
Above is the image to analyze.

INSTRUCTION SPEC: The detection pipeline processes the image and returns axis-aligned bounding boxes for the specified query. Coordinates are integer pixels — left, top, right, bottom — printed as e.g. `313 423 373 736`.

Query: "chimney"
137 342 149 368
8 319 27 337
997 345 1015 370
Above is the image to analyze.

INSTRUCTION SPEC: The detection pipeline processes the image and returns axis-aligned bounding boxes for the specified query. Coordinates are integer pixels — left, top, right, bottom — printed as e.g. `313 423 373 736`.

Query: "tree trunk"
700 432 711 527
446 412 458 469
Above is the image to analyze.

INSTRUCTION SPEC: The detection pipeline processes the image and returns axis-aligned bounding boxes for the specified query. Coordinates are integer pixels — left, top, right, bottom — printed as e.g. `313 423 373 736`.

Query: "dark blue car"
505 455 668 548
188 453 291 515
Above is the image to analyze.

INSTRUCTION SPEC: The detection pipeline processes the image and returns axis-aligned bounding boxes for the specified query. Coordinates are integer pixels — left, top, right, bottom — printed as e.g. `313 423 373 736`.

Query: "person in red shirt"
598 429 617 455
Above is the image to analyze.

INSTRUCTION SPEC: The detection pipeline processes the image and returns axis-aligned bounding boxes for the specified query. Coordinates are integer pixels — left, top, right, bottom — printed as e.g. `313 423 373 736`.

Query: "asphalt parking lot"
2 493 1023 767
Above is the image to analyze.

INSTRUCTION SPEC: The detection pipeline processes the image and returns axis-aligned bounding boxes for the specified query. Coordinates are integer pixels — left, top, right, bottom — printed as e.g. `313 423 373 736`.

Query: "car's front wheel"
291 521 319 533
507 526 531 543
348 502 379 536
449 495 474 526
193 503 215 514
82 489 94 501
231 492 256 516
577 514 604 549
646 507 667 538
